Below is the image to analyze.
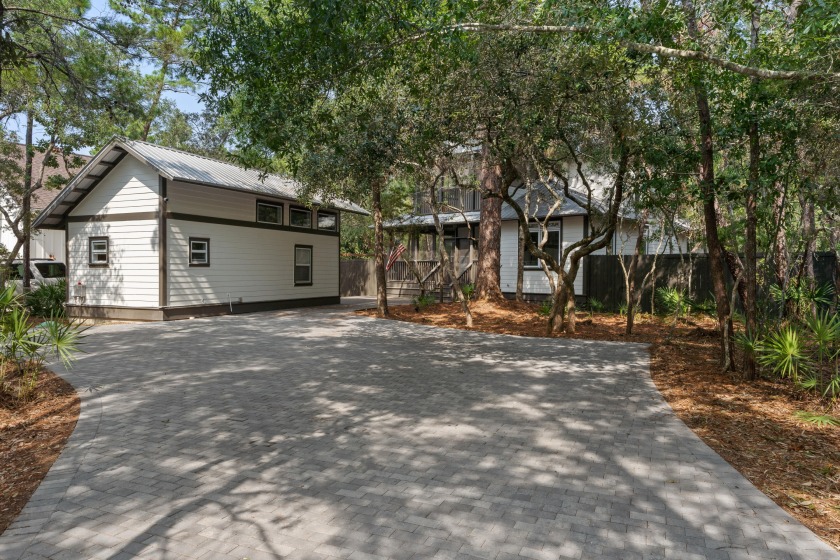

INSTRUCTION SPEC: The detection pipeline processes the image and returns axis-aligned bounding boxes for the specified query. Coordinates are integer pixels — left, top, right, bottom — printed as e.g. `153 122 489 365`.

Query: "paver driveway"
1 305 836 560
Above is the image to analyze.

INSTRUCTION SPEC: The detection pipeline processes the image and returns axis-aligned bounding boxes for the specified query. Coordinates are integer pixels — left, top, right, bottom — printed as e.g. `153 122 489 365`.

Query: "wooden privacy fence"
585 252 839 312
341 254 840 308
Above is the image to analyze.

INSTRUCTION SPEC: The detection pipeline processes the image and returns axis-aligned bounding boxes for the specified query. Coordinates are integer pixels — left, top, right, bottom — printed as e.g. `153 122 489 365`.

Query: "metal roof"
34 137 368 228
383 211 481 228
501 183 588 220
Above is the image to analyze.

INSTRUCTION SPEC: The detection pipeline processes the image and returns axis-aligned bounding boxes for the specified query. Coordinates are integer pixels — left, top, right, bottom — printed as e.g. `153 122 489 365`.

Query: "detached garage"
33 137 366 321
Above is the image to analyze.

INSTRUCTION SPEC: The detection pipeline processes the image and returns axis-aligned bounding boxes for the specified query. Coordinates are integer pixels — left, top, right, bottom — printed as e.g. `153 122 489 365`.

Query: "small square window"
294 245 312 285
290 208 312 228
524 230 559 269
190 238 210 266
89 237 109 266
317 211 337 231
257 201 283 225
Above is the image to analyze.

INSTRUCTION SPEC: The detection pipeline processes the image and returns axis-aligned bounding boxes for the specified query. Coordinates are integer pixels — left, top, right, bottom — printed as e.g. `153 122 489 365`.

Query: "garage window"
189 238 210 267
89 237 109 267
294 245 312 286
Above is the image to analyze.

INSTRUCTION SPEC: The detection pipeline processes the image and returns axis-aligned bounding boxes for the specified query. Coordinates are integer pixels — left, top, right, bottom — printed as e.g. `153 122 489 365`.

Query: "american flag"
385 243 407 271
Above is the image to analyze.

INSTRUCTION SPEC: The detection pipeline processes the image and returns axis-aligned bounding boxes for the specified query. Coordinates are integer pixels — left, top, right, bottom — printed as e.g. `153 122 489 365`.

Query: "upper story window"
317 210 337 231
189 238 210 266
257 201 283 225
524 230 559 269
89 237 109 267
290 207 312 228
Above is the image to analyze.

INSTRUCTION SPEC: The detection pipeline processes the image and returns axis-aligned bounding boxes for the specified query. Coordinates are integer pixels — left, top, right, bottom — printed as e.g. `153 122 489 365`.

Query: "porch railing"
387 259 478 295
412 188 481 215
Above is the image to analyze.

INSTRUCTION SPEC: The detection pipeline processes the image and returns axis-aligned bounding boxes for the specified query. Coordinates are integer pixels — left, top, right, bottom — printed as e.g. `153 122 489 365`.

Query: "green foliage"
413 294 436 311
538 299 553 317
587 297 605 315
25 281 67 318
758 325 806 382
656 287 691 318
770 282 835 319
793 411 840 428
618 302 628 317
461 283 475 302
691 298 717 317
0 285 84 402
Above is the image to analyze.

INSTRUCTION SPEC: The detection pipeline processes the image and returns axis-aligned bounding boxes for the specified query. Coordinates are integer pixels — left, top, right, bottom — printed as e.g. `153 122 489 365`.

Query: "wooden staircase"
386 260 476 302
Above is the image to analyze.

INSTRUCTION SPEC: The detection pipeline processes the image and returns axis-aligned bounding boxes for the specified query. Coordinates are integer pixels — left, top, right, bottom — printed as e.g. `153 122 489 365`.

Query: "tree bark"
372 179 389 317
625 216 647 335
431 183 472 326
685 0 735 370
474 145 505 301
22 110 34 290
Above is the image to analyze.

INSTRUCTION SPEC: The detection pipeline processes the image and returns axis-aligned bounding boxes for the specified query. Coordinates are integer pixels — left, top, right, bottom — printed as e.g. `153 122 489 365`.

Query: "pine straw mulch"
0 369 80 534
360 299 840 551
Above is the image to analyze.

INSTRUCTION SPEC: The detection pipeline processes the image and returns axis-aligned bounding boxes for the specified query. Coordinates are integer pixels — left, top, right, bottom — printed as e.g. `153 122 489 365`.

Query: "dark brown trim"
60 150 128 225
256 199 284 225
188 237 210 267
159 177 168 307
67 305 165 322
66 295 341 322
88 236 109 268
294 244 313 286
165 212 339 237
162 296 340 320
68 211 158 223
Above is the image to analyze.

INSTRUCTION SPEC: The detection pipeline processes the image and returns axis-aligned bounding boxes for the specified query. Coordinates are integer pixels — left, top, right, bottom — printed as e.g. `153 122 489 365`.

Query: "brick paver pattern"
1 304 836 560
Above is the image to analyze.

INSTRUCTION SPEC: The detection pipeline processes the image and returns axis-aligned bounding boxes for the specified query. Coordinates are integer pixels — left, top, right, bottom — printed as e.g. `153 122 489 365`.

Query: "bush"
413 293 436 311
656 287 691 318
25 280 67 318
537 299 552 317
461 283 475 302
0 285 83 402
587 297 605 315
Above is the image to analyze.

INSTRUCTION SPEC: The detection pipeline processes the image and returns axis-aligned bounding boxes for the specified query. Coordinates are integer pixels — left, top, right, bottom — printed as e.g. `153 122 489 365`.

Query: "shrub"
656 287 691 318
537 299 552 317
587 297 605 315
413 293 436 311
461 283 475 302
0 285 84 402
25 280 67 318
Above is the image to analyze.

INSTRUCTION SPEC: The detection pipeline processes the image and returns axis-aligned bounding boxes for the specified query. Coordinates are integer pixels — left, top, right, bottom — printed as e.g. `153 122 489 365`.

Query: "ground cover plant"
0 285 83 533
362 300 840 551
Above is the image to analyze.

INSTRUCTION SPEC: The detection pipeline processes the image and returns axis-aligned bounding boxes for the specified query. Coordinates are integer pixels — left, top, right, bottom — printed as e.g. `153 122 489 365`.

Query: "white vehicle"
5 259 67 294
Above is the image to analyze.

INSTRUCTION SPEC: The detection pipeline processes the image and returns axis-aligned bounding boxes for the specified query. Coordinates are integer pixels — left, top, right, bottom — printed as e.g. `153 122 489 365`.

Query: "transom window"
317 210 337 231
89 237 109 266
294 245 312 285
290 207 312 228
524 230 560 268
257 201 283 225
189 238 210 266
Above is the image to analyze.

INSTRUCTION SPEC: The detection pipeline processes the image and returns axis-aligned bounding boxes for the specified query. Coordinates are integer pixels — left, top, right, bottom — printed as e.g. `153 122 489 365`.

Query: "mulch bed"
361 299 840 551
0 369 80 534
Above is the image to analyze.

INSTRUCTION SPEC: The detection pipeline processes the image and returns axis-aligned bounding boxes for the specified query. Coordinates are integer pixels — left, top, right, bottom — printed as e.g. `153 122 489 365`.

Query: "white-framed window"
524 229 560 269
257 201 283 225
290 207 312 228
317 210 337 231
189 238 210 267
89 237 109 266
294 245 312 285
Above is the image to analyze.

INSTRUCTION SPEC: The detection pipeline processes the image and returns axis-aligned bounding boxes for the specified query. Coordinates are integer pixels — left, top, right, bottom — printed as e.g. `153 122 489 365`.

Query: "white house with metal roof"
383 180 687 301
33 137 367 320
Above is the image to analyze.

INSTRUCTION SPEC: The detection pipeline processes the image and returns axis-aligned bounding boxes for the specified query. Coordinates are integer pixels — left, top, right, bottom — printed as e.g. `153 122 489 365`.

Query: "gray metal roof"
501 183 588 220
34 137 368 228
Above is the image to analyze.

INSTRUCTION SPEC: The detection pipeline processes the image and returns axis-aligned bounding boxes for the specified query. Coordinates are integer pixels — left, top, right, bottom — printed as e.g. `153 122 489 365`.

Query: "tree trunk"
685 0 734 370
801 198 816 290
830 219 840 313
372 179 389 317
474 145 505 301
431 183 472 327
625 216 647 335
771 185 791 316
22 111 34 291
742 1 761 380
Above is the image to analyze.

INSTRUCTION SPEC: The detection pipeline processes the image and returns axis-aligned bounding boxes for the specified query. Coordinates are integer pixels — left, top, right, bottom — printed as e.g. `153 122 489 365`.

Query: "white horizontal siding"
167 220 338 306
67 221 159 306
499 219 585 296
71 156 159 216
31 230 66 261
